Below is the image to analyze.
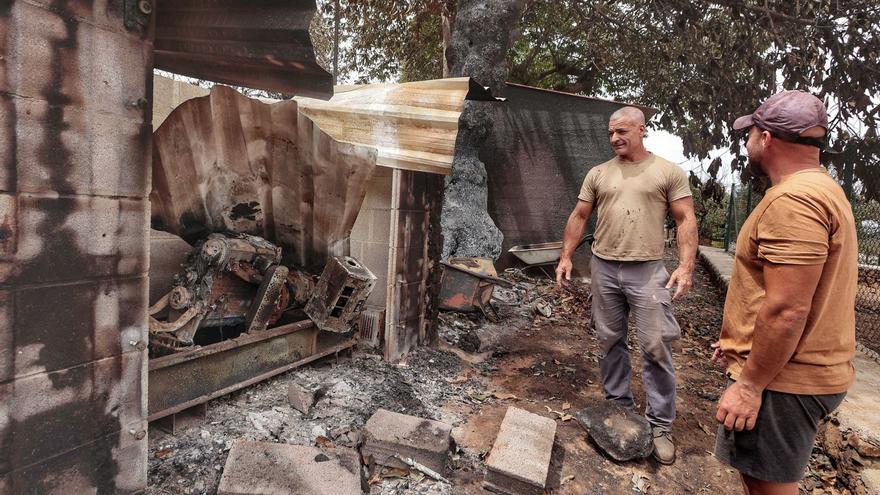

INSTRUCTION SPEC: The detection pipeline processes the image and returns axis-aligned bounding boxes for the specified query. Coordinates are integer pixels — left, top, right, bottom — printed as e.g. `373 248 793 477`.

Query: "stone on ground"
217 440 365 495
361 408 453 474
484 406 556 495
288 382 319 414
574 400 652 461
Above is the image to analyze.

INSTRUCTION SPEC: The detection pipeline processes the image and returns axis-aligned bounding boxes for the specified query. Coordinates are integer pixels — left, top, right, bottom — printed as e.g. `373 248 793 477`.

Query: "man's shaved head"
609 106 646 126
608 106 649 161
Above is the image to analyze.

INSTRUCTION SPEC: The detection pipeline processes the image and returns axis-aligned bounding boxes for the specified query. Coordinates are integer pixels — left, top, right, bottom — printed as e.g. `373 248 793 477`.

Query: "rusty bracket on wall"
124 0 153 35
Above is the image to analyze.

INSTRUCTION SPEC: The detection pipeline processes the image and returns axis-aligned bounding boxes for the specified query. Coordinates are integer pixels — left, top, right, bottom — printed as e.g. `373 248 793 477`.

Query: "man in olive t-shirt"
557 106 698 465
712 91 857 495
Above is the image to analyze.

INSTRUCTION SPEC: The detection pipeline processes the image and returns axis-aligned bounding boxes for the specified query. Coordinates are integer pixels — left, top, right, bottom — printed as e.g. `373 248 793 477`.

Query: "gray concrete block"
362 409 452 474
484 407 556 495
370 208 392 243
7 352 145 470
13 277 147 378
13 97 150 197
350 209 372 243
217 441 365 495
4 2 151 119
2 418 148 494
2 195 148 285
361 173 393 209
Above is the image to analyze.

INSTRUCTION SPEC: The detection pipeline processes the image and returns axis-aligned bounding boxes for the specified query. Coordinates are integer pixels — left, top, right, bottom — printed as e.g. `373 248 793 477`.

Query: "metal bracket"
124 0 153 35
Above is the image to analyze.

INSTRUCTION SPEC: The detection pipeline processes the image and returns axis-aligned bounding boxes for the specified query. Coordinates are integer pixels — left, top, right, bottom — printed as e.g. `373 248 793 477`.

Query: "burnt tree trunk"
440 0 525 261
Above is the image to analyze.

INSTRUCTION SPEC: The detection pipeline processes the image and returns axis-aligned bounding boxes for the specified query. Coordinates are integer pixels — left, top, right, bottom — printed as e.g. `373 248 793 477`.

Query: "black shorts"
714 381 846 483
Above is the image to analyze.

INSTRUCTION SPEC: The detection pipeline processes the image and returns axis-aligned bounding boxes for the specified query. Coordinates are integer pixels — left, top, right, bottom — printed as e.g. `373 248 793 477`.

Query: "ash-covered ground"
148 251 871 495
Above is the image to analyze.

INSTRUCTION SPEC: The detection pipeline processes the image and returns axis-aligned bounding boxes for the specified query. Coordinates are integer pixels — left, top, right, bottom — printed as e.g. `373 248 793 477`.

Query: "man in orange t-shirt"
712 91 857 495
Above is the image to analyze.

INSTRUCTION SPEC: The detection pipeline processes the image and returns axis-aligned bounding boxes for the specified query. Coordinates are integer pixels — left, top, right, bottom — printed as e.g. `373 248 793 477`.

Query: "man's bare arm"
556 200 594 287
667 196 698 300
716 261 823 431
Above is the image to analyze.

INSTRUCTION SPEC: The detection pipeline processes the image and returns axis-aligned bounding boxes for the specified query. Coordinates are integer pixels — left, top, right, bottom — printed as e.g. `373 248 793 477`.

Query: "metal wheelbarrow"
439 257 513 321
507 234 593 277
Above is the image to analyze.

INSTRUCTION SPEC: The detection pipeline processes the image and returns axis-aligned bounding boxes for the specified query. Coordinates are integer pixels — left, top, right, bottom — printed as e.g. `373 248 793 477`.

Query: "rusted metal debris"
148 233 317 355
148 319 355 421
153 0 333 99
306 256 377 333
439 258 512 320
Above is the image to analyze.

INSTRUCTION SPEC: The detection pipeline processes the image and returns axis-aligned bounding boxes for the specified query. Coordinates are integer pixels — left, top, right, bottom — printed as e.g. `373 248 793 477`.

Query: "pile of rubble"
148 265 582 495
148 255 877 495
148 346 477 494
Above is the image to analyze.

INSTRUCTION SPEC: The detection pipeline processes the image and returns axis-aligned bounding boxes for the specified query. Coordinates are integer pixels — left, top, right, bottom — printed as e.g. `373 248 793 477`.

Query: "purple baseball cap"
733 90 828 140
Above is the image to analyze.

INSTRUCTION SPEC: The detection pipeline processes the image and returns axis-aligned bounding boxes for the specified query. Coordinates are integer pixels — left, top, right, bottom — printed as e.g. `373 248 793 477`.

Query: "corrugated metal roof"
295 77 474 175
153 0 333 99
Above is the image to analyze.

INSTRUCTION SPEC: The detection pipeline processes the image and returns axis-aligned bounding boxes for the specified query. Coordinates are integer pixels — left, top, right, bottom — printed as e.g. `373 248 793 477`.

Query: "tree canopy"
311 0 880 198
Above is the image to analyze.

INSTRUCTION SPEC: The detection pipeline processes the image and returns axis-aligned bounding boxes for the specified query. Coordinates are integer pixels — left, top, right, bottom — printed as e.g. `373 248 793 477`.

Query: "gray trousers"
590 255 681 430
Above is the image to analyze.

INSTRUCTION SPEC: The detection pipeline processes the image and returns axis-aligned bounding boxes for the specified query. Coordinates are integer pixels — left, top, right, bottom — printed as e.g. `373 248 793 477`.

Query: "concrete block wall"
350 167 394 309
385 170 442 361
0 2 151 492
151 75 210 129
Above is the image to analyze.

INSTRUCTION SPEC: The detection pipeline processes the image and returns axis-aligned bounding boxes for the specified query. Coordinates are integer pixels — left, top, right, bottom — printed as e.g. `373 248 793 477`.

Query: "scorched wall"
0 2 152 492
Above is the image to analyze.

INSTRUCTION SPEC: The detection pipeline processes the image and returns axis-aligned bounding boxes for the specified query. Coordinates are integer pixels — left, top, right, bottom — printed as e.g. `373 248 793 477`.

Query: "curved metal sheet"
153 0 333 99
295 78 473 175
151 85 376 268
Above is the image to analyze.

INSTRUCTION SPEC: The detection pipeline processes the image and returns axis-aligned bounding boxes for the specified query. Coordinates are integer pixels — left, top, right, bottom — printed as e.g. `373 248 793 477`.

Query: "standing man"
712 91 857 494
556 106 698 464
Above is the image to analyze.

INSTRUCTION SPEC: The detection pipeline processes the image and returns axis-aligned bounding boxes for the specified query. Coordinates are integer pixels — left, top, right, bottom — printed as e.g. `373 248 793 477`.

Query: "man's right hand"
556 257 572 288
711 341 729 368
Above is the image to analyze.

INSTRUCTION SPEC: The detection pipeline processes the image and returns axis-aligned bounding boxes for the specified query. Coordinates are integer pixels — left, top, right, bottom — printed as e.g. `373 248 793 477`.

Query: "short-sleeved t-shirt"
578 154 691 261
720 168 858 395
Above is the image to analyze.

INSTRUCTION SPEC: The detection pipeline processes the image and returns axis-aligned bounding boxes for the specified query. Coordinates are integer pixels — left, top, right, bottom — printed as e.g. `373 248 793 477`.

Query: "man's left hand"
666 266 693 301
716 381 762 431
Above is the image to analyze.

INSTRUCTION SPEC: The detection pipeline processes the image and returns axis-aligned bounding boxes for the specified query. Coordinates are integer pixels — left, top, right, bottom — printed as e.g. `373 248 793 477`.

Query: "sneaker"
651 427 676 465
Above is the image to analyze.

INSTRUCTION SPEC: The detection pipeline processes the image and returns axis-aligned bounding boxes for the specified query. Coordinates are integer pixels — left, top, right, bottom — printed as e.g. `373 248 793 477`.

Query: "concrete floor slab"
838 351 880 446
217 440 365 495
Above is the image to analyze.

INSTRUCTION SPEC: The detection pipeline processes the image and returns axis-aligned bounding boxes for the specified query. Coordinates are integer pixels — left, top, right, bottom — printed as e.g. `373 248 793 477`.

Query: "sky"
645 130 688 168
646 129 739 187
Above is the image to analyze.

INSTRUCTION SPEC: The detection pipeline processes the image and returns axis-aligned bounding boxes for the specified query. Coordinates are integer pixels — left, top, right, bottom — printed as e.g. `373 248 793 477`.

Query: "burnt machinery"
148 233 375 355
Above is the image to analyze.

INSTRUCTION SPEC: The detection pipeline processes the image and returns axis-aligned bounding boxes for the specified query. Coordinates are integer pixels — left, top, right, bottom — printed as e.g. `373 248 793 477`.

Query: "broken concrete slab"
574 400 653 462
361 409 453 474
484 406 556 495
217 440 365 495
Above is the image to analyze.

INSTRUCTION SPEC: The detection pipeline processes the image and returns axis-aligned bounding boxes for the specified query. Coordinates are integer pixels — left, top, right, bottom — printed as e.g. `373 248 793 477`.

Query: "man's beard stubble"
748 157 768 179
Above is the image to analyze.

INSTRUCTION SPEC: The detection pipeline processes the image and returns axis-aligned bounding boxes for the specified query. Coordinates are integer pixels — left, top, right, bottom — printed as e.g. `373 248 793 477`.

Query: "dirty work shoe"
651 427 676 465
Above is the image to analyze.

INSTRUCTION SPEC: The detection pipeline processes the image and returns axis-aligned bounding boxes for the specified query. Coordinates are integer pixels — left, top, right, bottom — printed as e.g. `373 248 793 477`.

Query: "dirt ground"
147 252 863 494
